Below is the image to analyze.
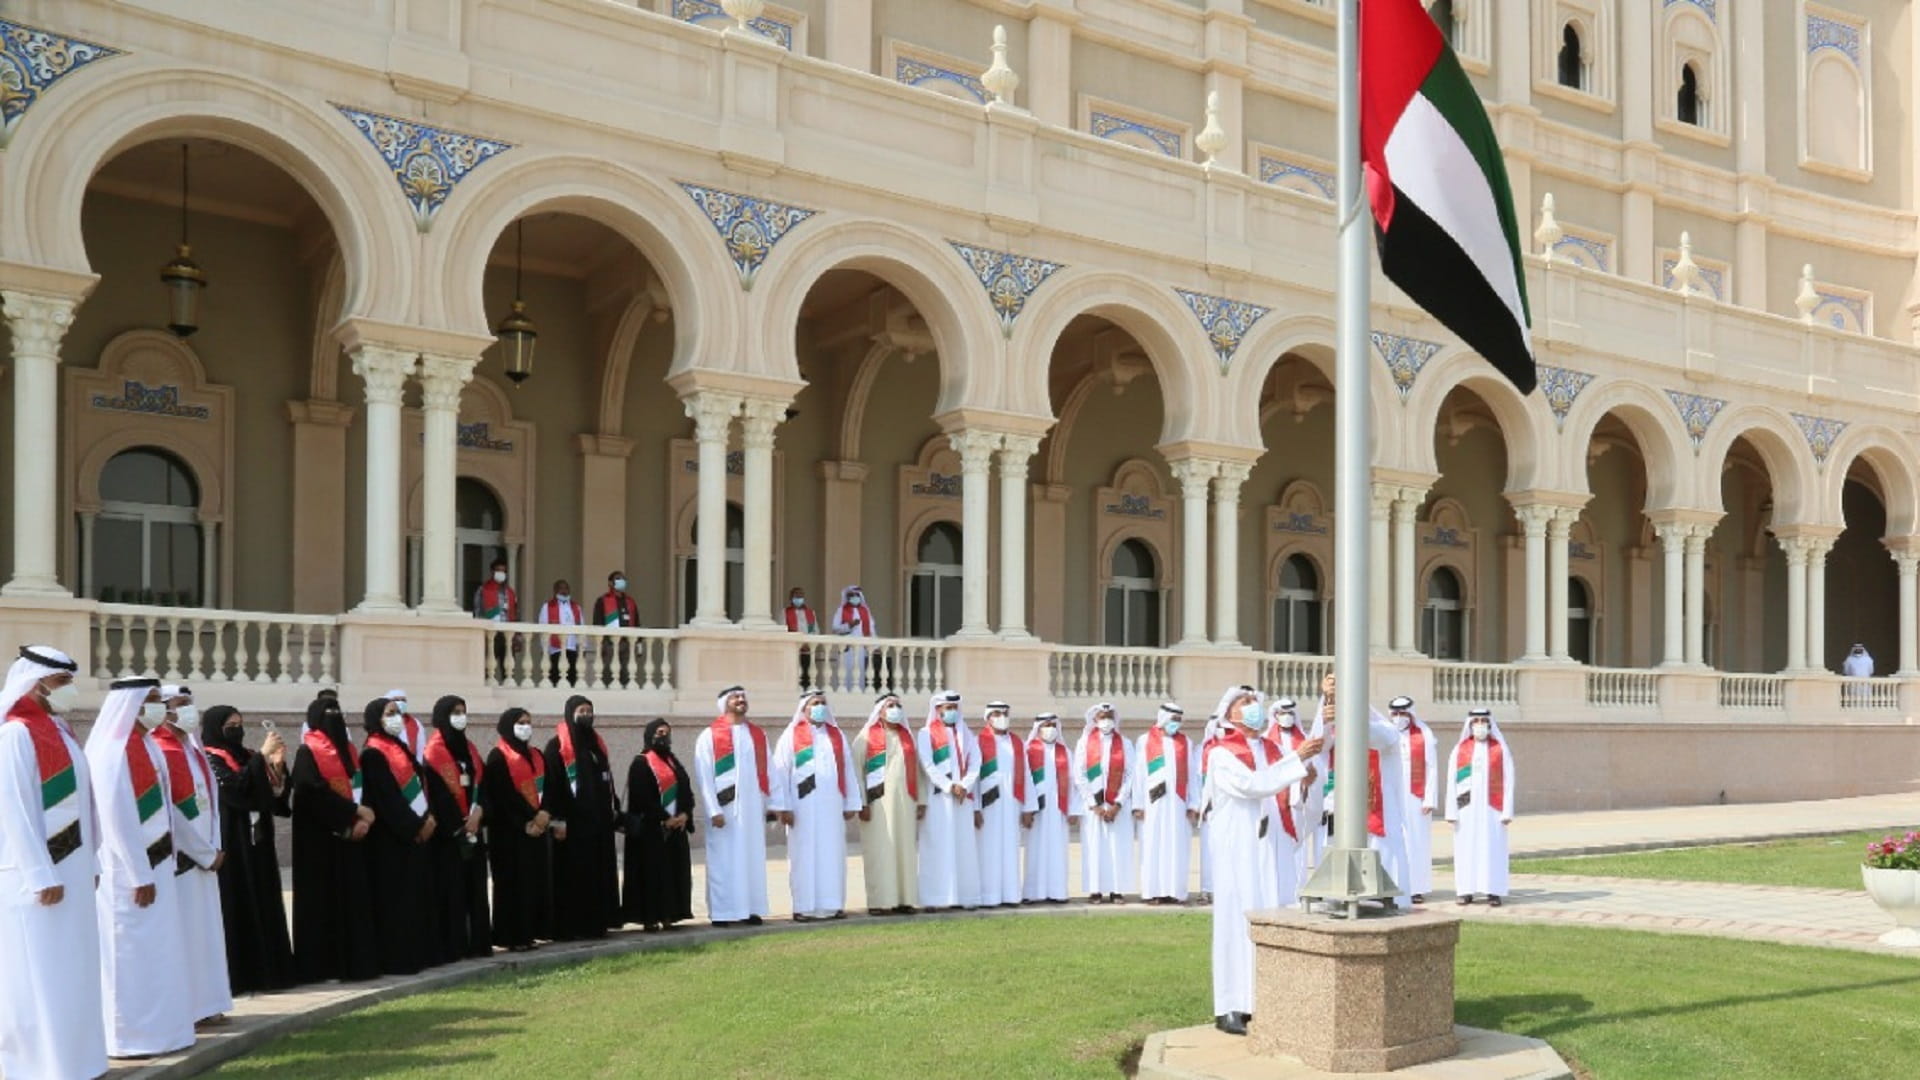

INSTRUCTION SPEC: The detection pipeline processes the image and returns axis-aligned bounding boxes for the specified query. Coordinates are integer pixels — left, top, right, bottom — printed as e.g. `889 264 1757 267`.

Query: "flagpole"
1300 0 1395 919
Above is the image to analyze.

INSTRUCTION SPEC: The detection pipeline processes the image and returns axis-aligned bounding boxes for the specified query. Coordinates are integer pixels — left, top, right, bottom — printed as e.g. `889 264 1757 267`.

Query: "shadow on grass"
1118 1037 1146 1077
1462 973 1920 1040
212 1006 524 1078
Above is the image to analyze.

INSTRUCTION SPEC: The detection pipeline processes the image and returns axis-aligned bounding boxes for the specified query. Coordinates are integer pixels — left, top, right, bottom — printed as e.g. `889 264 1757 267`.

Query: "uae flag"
1361 0 1535 394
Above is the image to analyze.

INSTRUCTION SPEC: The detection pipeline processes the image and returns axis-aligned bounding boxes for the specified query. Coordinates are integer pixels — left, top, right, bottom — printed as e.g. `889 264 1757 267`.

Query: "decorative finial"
1196 91 1228 167
1796 264 1820 324
721 0 766 34
982 25 1019 106
1534 193 1562 262
1671 231 1700 296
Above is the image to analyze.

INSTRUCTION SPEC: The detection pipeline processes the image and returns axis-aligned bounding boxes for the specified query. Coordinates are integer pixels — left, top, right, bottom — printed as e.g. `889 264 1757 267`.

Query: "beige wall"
1428 413 1511 662
1055 366 1169 645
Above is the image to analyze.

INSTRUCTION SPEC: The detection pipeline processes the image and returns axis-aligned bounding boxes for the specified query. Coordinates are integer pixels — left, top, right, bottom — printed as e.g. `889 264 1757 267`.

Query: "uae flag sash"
859 721 918 803
1083 730 1126 807
1027 739 1069 815
646 750 681 812
5 700 82 863
1213 729 1288 841
499 740 546 812
1407 723 1429 800
792 720 848 801
558 722 609 796
368 737 429 818
1454 738 1505 812
710 718 770 809
205 744 244 775
303 729 363 804
975 730 1024 810
1324 743 1387 838
476 580 515 620
1145 727 1190 805
150 725 205 822
125 731 174 868
926 718 964 777
544 598 581 649
424 732 485 817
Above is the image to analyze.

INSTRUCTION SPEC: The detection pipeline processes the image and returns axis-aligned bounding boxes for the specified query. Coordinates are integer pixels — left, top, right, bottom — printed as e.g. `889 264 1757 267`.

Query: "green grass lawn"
208 915 1920 1080
1513 830 1894 890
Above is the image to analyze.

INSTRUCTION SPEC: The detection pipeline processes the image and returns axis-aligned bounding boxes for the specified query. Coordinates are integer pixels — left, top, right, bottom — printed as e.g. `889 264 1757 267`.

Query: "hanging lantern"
158 143 207 337
495 218 537 384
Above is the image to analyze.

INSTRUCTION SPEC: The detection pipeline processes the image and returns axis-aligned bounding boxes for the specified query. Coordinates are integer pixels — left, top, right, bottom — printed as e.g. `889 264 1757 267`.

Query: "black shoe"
1411 894 1425 905
1488 896 1503 908
711 920 740 928
896 905 917 915
746 915 764 926
1215 1014 1247 1036
1088 894 1106 904
1109 892 1124 903
1457 895 1474 906
869 907 890 917
1235 1012 1253 1026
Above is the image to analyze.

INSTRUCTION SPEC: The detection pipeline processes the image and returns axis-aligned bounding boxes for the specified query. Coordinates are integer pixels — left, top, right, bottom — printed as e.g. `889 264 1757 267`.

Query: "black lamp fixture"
158 142 207 337
495 218 538 384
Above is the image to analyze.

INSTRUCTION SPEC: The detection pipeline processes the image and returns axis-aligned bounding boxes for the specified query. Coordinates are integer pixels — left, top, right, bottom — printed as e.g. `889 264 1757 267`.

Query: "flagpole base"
1298 846 1399 919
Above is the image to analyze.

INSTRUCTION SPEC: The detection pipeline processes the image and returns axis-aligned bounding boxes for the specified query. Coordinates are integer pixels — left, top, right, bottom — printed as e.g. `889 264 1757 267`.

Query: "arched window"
909 521 963 638
1677 63 1701 126
94 448 202 606
456 478 508 611
683 503 747 624
1272 554 1323 654
1104 539 1162 648
1421 567 1466 661
1567 576 1593 665
1429 0 1456 48
1558 24 1585 90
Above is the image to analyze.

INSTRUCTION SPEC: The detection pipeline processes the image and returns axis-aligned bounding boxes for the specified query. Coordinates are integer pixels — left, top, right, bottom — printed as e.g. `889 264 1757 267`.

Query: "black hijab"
561 695 602 763
430 694 469 759
362 697 398 743
308 696 353 757
201 704 247 758
497 707 532 755
642 718 678 766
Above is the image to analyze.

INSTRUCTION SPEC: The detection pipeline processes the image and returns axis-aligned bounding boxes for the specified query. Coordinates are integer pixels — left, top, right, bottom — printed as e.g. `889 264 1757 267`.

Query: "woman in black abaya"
200 704 296 992
359 696 438 976
543 695 622 940
485 707 554 951
623 718 695 931
289 696 379 983
421 694 491 962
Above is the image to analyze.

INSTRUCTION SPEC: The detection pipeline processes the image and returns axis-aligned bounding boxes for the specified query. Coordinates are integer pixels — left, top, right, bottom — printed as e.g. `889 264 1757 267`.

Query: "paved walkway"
110 792 1920 1079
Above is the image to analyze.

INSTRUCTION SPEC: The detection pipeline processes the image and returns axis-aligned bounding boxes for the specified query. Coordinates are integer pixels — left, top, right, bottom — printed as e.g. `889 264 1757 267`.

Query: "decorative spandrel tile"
333 105 514 232
1089 110 1184 158
1175 289 1271 372
1790 413 1848 465
948 241 1064 335
1661 257 1727 302
678 183 818 289
1257 153 1335 201
1665 389 1726 449
894 56 986 104
1811 291 1869 334
1665 0 1716 23
1806 14 1861 63
1371 331 1441 400
670 0 796 50
0 18 122 147
1538 366 1595 429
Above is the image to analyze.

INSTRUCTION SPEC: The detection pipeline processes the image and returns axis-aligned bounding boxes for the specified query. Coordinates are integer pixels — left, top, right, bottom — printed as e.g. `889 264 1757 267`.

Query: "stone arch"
1402 348 1549 493
597 289 673 438
4 63 409 324
1229 312 1401 469
1557 379 1694 509
1009 269 1217 446
428 154 733 385
1806 49 1867 172
1696 404 1815 525
755 219 999 417
1823 425 1919 536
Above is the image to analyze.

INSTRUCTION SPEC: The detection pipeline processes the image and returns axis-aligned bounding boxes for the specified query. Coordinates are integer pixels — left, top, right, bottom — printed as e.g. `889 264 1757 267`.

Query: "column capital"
683 390 743 441
996 432 1044 462
0 290 79 355
350 345 418 406
417 352 477 412
1652 520 1690 549
1777 533 1814 563
1881 534 1920 562
739 396 787 450
1513 502 1555 533
1389 485 1425 522
947 428 1002 470
1167 456 1219 491
1682 528 1709 554
1212 460 1252 492
1371 483 1398 515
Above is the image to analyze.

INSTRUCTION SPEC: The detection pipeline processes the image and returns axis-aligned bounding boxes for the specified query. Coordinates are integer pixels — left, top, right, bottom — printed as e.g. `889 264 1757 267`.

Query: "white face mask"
44 682 80 714
382 712 405 736
884 705 904 724
493 571 507 584
1278 711 1296 729
513 722 534 742
1394 713 1411 730
450 712 469 732
989 713 1009 732
175 703 198 727
1039 726 1058 744
1472 723 1490 741
139 702 167 729
557 593 570 603
612 577 628 592
1095 717 1115 734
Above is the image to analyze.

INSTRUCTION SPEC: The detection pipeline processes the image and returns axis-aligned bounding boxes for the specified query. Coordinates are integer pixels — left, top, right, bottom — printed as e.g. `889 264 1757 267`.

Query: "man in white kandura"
1203 685 1322 1036
1134 703 1200 904
831 585 876 692
1260 696 1314 893
1021 713 1073 904
0 645 107 1080
1307 673 1408 908
856 693 923 915
87 676 196 1058
917 691 981 910
1447 708 1516 907
155 684 231 1024
974 701 1033 908
693 685 771 927
772 691 861 921
1387 695 1439 904
1075 702 1136 903
1843 643 1874 705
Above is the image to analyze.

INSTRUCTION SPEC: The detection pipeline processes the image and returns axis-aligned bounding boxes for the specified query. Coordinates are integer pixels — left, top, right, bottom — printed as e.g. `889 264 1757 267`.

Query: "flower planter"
1861 865 1920 947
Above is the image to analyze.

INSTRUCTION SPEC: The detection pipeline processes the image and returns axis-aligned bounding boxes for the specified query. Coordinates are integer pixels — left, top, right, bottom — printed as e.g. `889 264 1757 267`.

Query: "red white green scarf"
367 735 428 817
1083 730 1126 806
1406 722 1429 799
1213 728 1297 840
498 739 545 811
303 728 363 803
1454 737 1505 813
424 732 485 817
125 729 173 864
1325 741 1386 838
793 718 848 799
926 717 964 775
5 698 81 859
860 721 918 801
1144 726 1190 804
150 725 207 822
1026 738 1068 815
477 580 516 620
558 722 609 796
976 728 1025 803
646 749 681 812
709 717 770 804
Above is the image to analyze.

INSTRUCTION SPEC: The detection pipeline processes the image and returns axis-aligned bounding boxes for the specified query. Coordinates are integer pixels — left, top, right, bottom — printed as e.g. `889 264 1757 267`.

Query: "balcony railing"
1433 662 1519 706
796 635 947 699
1840 677 1901 711
482 623 677 693
1048 645 1171 703
1586 667 1659 709
1256 654 1333 704
91 605 338 686
1717 674 1785 710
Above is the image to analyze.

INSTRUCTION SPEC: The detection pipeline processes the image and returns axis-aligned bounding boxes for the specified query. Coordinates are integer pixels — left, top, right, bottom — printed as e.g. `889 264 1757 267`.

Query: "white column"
1391 487 1423 655
1211 462 1250 647
1895 551 1919 676
684 391 741 627
77 511 96 600
199 519 218 608
997 434 1040 639
417 353 476 614
350 345 417 613
2 291 80 597
949 429 1000 639
1655 522 1686 666
1547 508 1573 661
1683 524 1708 666
1515 504 1552 661
1807 537 1833 673
739 398 785 630
1781 537 1808 672
1369 483 1392 653
1169 458 1217 647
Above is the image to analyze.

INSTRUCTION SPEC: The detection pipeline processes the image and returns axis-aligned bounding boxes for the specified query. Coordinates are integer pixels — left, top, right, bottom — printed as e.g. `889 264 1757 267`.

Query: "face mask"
1163 719 1182 735
575 712 595 729
450 712 469 732
139 702 167 729
382 712 405 736
1394 714 1411 730
1472 723 1490 741
392 699 408 716
942 707 959 722
1039 726 1058 744
175 703 198 727
990 714 1009 732
808 704 829 723
791 597 806 608
652 734 672 749
513 722 534 742
884 706 904 724
850 594 864 606
612 577 628 592
43 682 80 714
493 570 507 583
557 593 570 603
1240 702 1265 730
1095 717 1115 733
223 722 244 742
1278 712 1296 729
